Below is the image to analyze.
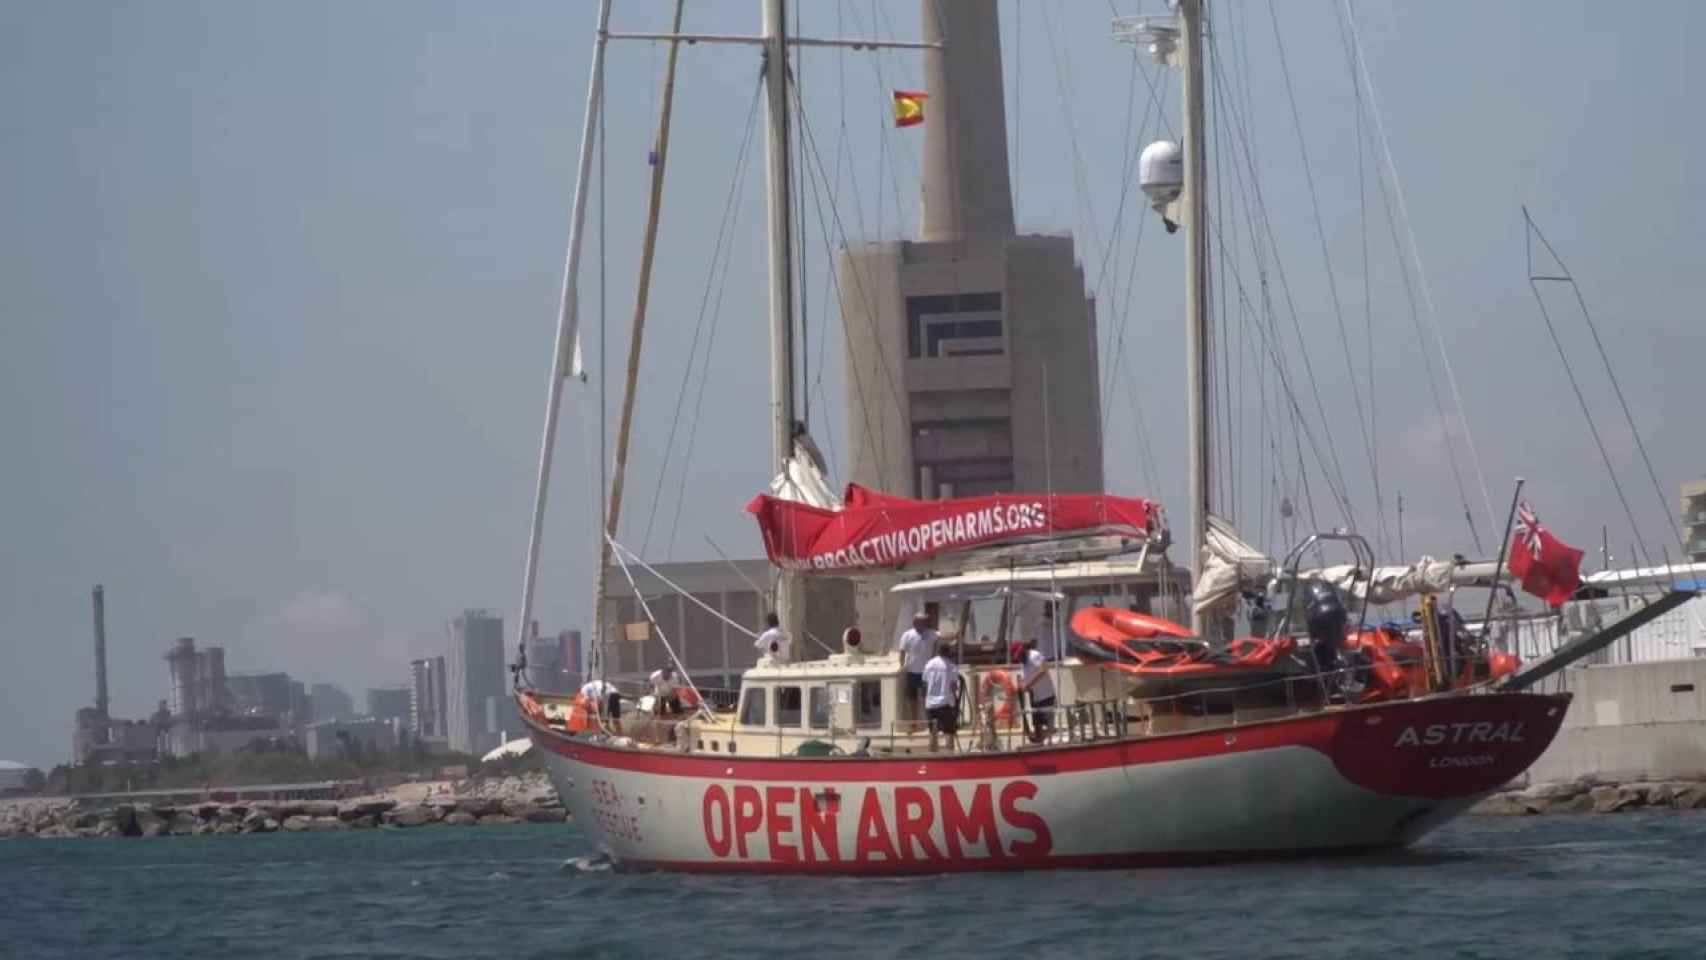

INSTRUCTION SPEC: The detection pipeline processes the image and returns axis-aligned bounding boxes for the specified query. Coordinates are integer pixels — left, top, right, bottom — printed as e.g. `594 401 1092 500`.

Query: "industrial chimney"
92 584 110 723
919 0 1016 245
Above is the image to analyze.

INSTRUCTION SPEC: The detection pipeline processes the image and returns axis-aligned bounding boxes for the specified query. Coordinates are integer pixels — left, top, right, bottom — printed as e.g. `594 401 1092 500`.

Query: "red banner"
745 484 1161 573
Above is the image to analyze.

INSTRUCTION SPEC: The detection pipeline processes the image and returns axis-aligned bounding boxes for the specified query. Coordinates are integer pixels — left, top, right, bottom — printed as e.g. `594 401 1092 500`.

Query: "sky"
2 0 1701 769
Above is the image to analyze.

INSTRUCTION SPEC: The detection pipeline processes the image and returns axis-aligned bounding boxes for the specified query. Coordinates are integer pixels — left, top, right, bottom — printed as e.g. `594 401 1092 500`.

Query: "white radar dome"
1139 140 1183 209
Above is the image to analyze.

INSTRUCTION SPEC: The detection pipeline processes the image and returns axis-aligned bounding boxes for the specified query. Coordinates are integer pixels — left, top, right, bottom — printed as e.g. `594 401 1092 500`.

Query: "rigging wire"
791 73 913 487
1101 64 1165 434
656 79 766 559
1336 1 1386 558
1207 3 1236 521
593 59 608 681
640 79 765 556
1524 208 1685 557
1340 0 1498 542
1039 6 1109 273
1205 27 1359 531
1522 208 1660 565
1093 51 1151 406
1265 0 1388 557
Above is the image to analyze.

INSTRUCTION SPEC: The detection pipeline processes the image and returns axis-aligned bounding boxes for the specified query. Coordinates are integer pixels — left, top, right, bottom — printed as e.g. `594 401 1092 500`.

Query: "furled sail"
1192 514 1274 617
747 484 1162 574
1191 511 1506 615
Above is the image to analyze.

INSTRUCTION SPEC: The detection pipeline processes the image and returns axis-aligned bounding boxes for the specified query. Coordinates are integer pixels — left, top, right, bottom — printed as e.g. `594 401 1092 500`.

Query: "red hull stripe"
526 692 1569 798
528 711 1335 781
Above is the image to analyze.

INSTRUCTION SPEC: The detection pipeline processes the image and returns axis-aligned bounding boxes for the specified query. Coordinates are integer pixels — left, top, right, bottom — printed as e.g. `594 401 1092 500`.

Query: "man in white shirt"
897 612 937 720
755 612 792 663
648 665 682 716
580 678 621 720
1015 638 1056 743
922 643 961 752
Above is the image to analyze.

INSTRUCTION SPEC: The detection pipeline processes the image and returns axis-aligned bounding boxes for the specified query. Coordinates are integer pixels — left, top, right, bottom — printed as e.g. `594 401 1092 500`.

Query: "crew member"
898 612 937 721
580 677 621 720
649 664 683 716
923 642 961 752
1015 638 1056 744
755 612 793 664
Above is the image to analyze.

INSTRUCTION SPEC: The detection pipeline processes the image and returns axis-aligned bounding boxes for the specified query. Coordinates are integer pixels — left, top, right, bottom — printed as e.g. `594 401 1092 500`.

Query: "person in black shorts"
923 643 961 752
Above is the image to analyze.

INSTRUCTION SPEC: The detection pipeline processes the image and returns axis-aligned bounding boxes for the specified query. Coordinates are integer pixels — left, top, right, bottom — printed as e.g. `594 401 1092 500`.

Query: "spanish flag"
892 90 927 127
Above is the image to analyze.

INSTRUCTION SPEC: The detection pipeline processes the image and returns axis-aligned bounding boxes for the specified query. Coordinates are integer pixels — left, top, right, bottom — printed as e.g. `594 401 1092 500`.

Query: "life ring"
978 670 1022 727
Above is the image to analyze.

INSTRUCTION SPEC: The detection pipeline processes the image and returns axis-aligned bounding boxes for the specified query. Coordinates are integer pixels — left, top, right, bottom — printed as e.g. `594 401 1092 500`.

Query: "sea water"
4 814 1704 959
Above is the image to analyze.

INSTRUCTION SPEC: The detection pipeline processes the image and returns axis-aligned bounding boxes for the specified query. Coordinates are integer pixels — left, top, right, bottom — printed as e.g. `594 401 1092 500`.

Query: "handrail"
575 644 1522 758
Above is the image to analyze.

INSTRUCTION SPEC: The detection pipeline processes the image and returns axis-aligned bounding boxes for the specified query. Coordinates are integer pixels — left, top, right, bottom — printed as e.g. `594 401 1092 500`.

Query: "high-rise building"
525 629 584 694
561 629 583 687
1684 480 1706 562
838 1 1105 637
447 610 508 755
308 683 355 724
227 672 294 721
366 686 412 727
409 656 448 738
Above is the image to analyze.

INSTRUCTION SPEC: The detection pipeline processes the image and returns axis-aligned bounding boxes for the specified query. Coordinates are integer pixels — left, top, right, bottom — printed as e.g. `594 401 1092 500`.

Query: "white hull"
525 691 1568 873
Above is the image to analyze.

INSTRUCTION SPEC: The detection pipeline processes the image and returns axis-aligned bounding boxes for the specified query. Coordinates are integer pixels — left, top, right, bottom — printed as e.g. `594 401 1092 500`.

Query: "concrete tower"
839 4 1103 500
838 0 1105 637
919 1 1015 246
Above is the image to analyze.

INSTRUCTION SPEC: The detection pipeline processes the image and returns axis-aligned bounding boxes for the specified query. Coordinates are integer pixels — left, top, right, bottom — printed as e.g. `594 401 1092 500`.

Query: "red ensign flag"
893 90 927 127
1506 501 1584 607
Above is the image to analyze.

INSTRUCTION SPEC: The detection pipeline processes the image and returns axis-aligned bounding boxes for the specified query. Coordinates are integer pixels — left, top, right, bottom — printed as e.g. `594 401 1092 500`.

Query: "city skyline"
50 584 582 768
5 1 1704 768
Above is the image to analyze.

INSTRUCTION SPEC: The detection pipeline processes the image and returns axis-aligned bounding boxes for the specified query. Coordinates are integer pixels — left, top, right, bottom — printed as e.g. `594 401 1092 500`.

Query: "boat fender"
978 670 1022 727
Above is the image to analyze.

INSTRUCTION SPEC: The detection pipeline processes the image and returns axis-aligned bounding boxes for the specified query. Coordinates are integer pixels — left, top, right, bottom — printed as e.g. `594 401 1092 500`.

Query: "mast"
517 0 612 677
1113 1 1211 636
594 0 687 674
762 0 803 642
1179 0 1211 636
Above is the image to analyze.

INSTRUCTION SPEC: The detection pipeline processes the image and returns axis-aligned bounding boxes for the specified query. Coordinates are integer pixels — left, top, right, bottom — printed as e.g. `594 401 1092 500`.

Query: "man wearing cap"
898 612 937 725
1014 638 1056 743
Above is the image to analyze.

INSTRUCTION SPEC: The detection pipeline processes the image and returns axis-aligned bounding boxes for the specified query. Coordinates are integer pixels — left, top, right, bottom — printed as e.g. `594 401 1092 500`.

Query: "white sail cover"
1193 514 1273 617
767 432 842 510
1191 512 1503 614
1293 558 1462 605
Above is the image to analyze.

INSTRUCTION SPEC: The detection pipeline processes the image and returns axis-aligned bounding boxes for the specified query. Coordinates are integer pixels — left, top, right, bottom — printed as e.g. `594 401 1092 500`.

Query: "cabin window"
777 686 803 727
857 680 883 729
739 687 767 726
808 687 830 730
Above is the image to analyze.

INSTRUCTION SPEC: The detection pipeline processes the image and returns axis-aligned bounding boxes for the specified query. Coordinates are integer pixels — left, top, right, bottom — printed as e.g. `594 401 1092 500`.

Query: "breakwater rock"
0 773 565 840
1471 778 1706 816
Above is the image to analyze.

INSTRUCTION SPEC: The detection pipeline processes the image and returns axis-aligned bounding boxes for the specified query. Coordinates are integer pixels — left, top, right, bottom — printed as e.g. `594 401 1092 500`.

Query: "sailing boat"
508 1 1624 874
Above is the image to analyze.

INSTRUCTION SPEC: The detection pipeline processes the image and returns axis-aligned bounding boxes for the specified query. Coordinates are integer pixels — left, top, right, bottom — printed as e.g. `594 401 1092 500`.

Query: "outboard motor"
1302 582 1354 696
1303 582 1347 664
1302 582 1374 700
